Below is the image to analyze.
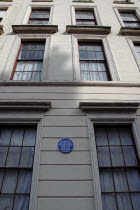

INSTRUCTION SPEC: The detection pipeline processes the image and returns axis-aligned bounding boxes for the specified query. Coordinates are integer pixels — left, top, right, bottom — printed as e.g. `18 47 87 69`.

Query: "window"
78 42 110 81
134 43 140 59
29 9 50 24
75 10 96 25
95 125 140 210
119 12 140 27
0 10 6 22
114 0 128 2
0 126 37 209
11 41 45 81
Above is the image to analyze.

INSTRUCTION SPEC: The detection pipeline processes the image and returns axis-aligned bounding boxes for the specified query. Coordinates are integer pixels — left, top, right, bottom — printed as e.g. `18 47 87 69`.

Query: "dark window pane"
23 128 36 146
0 195 14 210
107 127 121 146
6 147 21 167
13 72 23 80
97 147 111 167
131 193 140 210
0 147 8 167
0 128 12 146
34 62 43 71
80 51 88 60
10 128 24 146
32 72 41 81
100 169 114 192
88 51 96 60
16 62 25 72
123 146 138 166
2 169 18 193
35 51 44 59
117 193 132 210
13 195 30 210
27 51 36 59
119 127 133 145
126 169 140 191
113 168 128 192
110 146 125 166
102 193 117 210
20 147 34 167
22 72 32 81
19 51 28 59
24 62 34 72
95 127 108 146
99 72 108 81
16 170 32 193
0 170 4 189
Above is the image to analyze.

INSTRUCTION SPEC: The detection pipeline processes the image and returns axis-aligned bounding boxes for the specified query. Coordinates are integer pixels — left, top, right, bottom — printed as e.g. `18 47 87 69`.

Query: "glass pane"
119 127 133 145
10 128 24 146
0 128 12 146
99 72 108 81
0 195 14 210
110 146 125 166
24 62 33 71
13 72 23 80
97 147 111 167
34 62 43 71
117 193 132 210
113 168 128 192
16 170 32 193
32 72 41 80
81 72 89 80
89 63 97 71
80 51 88 60
13 195 30 210
126 169 140 191
6 147 21 167
95 52 104 60
35 51 44 59
123 146 138 166
131 193 140 210
88 51 96 60
80 62 89 71
107 127 121 146
100 169 114 192
37 44 45 50
98 63 106 71
21 44 29 50
20 147 34 167
95 127 108 146
15 62 25 72
22 72 32 81
27 51 36 59
23 128 36 146
29 43 37 50
2 169 18 193
0 147 8 167
102 193 117 210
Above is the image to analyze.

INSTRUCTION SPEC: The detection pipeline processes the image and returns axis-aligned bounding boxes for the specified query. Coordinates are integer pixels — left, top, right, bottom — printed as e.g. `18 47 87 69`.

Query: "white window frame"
87 113 140 210
114 6 140 27
0 115 43 210
72 34 119 81
126 36 140 71
71 5 102 25
22 4 54 25
1 34 51 81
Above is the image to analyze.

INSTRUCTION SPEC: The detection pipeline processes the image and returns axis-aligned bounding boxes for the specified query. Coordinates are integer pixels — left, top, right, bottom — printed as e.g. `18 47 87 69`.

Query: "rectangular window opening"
75 9 96 26
78 42 111 81
94 125 140 210
119 11 140 27
29 8 50 24
11 41 46 81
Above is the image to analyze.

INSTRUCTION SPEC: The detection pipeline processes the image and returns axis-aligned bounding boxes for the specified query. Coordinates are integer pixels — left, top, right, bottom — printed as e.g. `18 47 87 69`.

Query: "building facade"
0 0 140 209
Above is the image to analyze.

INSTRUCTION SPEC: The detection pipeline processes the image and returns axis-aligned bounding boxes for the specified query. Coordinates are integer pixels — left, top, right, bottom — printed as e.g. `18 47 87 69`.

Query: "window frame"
72 35 119 81
71 5 101 25
2 35 51 81
28 8 50 24
87 113 140 210
114 6 140 27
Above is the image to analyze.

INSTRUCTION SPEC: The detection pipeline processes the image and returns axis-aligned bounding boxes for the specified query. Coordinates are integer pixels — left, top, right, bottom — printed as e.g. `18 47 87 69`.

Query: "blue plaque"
58 138 73 153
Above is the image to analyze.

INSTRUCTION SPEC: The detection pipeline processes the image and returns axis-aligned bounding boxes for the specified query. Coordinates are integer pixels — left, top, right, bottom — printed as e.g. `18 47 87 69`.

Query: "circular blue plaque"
58 138 73 153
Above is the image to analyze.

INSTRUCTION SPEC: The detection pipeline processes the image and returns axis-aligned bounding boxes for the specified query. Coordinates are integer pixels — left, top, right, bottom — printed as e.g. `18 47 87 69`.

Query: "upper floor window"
134 43 140 59
75 10 96 25
11 41 45 81
78 42 110 81
0 10 6 22
114 0 129 2
119 12 140 27
29 9 50 24
0 126 37 209
95 125 140 210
